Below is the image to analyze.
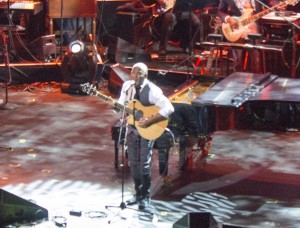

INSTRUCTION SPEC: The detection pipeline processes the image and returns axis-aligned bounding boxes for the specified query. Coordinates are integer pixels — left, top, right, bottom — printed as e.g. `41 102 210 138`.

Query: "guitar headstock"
80 83 98 96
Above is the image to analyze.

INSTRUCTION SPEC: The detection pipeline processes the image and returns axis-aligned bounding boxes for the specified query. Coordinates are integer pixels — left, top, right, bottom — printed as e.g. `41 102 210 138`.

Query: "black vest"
138 84 151 106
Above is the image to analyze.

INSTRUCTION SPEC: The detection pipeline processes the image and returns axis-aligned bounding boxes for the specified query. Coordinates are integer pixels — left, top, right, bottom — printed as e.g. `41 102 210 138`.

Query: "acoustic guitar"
222 0 299 42
81 83 168 140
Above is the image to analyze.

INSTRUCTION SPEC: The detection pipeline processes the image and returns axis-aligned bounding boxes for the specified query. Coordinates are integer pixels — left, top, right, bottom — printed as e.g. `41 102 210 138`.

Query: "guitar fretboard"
242 3 284 26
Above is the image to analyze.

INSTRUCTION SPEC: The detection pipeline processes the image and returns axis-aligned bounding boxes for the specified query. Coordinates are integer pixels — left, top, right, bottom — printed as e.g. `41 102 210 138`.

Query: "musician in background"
218 0 265 72
169 0 202 53
170 0 220 52
116 0 176 55
117 62 174 210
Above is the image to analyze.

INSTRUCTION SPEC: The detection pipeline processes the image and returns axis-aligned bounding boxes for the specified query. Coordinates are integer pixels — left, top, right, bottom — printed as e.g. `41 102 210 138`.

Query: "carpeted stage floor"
0 80 299 228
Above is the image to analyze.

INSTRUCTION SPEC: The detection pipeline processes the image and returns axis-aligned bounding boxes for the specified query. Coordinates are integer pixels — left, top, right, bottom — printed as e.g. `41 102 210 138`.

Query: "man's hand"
138 117 151 128
137 113 167 128
228 17 239 30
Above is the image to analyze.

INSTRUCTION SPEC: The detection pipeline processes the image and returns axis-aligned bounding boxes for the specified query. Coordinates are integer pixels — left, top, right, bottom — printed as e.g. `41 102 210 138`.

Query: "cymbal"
0 24 25 32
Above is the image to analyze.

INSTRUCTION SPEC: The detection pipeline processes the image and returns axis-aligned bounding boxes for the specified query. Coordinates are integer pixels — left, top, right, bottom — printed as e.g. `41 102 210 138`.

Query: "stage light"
69 40 85 54
60 40 99 94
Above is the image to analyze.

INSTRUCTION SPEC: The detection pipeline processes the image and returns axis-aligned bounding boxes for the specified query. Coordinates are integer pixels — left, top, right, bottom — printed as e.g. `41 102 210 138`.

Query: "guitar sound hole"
134 110 144 121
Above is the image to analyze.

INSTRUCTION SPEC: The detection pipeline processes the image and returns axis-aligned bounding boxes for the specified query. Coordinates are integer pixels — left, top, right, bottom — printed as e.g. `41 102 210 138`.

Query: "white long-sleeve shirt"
117 78 174 118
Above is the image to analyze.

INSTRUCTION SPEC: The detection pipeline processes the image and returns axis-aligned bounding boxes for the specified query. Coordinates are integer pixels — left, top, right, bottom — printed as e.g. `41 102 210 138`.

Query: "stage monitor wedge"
108 63 130 95
0 189 48 226
173 212 219 228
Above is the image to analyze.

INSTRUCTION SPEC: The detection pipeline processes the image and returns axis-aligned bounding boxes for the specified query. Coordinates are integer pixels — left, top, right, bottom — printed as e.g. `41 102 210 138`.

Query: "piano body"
192 72 300 135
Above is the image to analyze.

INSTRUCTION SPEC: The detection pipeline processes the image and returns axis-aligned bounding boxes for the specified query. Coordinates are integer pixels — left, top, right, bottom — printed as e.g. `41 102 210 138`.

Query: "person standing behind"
117 62 174 210
116 0 176 56
217 0 265 73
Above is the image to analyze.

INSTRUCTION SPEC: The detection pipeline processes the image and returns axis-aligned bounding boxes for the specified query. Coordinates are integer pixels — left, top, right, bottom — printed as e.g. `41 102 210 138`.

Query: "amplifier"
28 35 56 61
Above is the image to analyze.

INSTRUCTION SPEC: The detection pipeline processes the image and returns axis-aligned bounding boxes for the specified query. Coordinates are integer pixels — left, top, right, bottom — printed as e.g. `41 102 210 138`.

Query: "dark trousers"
127 129 154 198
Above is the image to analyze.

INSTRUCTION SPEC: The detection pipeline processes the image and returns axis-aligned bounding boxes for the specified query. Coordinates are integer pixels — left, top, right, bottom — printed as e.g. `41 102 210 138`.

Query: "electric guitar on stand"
222 0 300 42
81 83 168 140
205 16 222 74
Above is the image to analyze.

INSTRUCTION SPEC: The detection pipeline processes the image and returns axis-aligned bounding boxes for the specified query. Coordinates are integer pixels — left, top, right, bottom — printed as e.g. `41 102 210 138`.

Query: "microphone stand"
105 92 140 224
0 0 15 110
185 0 194 82
255 0 300 78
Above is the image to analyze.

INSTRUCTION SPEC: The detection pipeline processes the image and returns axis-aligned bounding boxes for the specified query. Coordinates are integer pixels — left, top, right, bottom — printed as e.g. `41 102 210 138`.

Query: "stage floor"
0 82 300 227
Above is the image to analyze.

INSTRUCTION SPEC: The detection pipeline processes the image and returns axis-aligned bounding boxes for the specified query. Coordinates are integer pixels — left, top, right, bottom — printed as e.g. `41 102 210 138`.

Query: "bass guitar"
81 83 168 140
222 0 299 42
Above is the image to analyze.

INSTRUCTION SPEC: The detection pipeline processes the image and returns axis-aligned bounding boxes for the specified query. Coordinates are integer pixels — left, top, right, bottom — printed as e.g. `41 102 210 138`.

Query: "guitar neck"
242 3 283 26
93 90 134 116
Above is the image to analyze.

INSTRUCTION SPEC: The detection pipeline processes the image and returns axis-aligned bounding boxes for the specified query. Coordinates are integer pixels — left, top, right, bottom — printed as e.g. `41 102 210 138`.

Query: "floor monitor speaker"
28 35 56 61
173 212 219 228
0 189 48 226
108 63 130 95
115 38 151 64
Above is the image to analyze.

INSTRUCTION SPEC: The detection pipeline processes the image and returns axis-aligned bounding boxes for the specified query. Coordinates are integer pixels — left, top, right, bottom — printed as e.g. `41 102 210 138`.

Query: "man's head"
130 62 148 87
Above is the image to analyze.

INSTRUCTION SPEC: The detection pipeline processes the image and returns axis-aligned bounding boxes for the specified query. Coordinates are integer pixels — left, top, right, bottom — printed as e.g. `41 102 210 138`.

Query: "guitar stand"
206 33 224 75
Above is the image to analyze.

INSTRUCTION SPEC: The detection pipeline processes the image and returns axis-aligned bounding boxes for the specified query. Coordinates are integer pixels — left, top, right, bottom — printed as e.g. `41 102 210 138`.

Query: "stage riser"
0 64 63 85
0 63 189 86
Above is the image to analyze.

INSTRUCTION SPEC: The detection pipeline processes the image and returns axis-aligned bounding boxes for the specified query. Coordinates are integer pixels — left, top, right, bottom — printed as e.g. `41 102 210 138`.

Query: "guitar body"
221 0 299 42
127 100 168 140
222 10 258 42
80 83 169 140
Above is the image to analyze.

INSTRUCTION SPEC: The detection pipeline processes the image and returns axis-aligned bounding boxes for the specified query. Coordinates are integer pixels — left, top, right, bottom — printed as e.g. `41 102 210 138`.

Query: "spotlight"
61 41 98 94
69 40 85 54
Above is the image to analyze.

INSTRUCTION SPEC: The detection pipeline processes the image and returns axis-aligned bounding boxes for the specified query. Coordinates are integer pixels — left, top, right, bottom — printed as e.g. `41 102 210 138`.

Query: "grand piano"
192 72 300 135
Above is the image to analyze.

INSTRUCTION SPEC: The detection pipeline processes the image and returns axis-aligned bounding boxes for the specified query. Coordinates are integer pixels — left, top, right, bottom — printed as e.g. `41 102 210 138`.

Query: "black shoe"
126 195 140 205
138 197 150 210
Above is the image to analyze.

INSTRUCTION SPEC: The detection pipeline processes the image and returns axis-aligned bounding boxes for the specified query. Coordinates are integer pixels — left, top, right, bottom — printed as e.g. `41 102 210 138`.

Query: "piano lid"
192 72 279 107
249 77 300 102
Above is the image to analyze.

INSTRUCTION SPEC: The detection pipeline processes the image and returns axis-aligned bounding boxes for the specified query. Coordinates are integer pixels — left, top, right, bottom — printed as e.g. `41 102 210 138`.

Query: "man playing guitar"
217 0 265 73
